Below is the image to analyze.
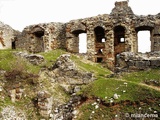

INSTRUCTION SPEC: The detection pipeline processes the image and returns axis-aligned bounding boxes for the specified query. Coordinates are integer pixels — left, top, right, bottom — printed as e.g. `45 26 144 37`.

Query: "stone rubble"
48 54 95 85
35 54 94 119
116 51 160 71
1 106 26 120
37 91 53 118
113 93 120 100
9 88 24 103
15 51 44 65
52 95 83 120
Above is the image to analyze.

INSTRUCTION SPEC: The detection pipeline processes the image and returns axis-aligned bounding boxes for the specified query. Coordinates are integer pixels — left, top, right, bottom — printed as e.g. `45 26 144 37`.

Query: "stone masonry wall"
65 1 160 69
0 22 20 49
16 22 66 53
116 52 160 71
1 1 160 70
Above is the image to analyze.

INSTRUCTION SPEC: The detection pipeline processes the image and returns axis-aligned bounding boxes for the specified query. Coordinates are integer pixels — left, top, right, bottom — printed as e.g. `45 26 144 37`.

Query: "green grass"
72 54 160 103
80 78 160 102
77 67 160 120
0 49 66 74
77 101 117 120
39 49 66 67
71 55 111 77
78 100 160 120
1 49 160 119
0 49 17 71
122 69 160 84
0 49 41 73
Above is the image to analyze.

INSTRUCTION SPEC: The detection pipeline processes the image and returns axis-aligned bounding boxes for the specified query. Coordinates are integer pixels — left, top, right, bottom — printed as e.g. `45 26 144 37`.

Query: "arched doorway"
32 26 45 52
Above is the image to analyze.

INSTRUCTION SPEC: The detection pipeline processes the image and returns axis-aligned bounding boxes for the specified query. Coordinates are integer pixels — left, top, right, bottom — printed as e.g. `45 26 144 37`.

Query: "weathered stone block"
150 59 160 67
127 60 135 66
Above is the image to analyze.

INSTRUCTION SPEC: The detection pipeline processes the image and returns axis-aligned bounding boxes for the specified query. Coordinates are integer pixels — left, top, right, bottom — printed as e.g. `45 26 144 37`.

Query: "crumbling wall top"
110 1 134 16
115 1 128 7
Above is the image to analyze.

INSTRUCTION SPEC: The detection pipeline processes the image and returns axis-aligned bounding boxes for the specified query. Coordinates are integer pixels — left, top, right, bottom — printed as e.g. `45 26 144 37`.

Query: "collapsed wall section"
16 22 66 53
116 52 160 71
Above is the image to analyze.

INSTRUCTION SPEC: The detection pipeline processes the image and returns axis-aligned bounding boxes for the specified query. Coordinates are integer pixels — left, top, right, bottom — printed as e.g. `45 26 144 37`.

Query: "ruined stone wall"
66 19 86 53
152 21 160 51
116 52 160 71
65 1 136 69
16 22 66 53
0 22 20 49
65 14 112 62
65 1 160 69
1 1 160 70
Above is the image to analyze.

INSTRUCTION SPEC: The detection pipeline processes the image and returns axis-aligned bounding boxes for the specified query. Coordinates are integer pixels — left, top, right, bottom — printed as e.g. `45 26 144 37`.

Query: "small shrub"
4 58 26 81
4 57 39 85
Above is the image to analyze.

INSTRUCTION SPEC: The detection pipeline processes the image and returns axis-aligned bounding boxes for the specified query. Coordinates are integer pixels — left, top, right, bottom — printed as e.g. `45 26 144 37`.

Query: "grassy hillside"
74 64 160 119
0 49 160 120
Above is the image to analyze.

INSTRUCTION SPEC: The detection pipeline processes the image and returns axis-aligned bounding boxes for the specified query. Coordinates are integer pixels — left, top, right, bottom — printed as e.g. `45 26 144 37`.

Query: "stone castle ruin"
1 1 160 70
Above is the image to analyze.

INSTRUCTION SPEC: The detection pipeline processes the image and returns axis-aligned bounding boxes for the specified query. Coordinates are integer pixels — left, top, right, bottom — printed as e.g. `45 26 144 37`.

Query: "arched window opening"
137 31 151 53
31 27 45 52
94 26 106 43
114 26 126 65
97 57 103 63
34 31 44 38
32 27 45 38
94 26 106 63
79 33 87 53
114 26 125 46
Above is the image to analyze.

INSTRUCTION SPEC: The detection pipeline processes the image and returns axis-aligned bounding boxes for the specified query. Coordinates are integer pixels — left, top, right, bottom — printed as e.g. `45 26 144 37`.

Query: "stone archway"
114 26 125 55
31 26 45 52
94 26 106 62
94 26 106 43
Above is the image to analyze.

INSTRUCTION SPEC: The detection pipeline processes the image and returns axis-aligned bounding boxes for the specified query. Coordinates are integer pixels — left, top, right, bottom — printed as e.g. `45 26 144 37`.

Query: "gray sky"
0 0 159 31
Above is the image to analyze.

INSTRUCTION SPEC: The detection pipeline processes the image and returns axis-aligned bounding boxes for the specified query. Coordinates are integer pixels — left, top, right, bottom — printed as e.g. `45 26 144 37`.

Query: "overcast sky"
0 0 159 31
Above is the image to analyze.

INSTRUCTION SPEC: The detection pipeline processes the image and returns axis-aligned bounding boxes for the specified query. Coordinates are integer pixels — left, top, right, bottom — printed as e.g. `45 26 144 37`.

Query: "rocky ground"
0 50 160 120
0 50 96 119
